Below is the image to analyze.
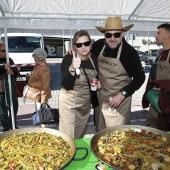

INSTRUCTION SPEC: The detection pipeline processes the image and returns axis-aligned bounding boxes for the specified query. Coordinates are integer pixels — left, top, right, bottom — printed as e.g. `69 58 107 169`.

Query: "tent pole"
147 31 150 52
2 14 16 130
63 29 64 57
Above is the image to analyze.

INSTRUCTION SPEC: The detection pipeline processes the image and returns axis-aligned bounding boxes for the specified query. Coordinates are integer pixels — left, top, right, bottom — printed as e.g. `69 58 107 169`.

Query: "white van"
0 33 44 75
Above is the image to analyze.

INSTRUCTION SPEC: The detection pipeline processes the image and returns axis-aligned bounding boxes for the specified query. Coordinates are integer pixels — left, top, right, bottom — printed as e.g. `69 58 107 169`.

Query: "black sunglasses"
75 41 91 48
105 32 122 38
0 49 6 53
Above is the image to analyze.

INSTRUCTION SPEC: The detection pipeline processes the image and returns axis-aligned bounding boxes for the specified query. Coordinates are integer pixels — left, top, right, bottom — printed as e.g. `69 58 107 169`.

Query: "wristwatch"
120 90 128 97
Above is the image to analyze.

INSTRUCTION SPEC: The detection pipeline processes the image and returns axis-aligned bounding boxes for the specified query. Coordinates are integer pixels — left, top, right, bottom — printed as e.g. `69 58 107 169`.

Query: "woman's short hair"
33 48 47 61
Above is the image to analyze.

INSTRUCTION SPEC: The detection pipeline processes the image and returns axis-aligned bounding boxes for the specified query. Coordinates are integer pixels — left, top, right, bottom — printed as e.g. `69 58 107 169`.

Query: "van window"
1 36 41 52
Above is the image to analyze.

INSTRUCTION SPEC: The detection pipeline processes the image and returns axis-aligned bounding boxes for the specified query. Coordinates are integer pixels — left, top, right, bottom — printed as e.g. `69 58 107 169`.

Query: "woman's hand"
97 80 101 89
71 51 81 70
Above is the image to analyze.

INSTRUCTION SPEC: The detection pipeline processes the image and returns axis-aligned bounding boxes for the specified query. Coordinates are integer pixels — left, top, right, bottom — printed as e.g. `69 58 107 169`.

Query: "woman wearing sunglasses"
59 30 101 139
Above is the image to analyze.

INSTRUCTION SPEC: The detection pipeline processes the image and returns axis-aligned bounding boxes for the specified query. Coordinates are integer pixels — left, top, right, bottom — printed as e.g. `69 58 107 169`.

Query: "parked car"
137 51 146 70
138 51 148 62
144 49 158 64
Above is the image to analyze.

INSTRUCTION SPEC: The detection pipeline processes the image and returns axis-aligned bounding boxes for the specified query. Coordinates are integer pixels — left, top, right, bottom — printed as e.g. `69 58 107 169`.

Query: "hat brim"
95 24 134 33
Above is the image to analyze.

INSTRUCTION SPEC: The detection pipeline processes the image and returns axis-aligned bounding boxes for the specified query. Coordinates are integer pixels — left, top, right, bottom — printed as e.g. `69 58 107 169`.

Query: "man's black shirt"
91 38 145 96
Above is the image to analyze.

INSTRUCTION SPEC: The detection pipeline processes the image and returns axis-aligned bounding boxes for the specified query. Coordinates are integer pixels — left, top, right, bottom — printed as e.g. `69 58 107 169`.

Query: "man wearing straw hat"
92 16 145 130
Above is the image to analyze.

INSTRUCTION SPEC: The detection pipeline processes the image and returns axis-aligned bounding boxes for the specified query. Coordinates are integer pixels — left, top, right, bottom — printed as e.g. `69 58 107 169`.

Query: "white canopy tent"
0 0 169 130
0 0 170 32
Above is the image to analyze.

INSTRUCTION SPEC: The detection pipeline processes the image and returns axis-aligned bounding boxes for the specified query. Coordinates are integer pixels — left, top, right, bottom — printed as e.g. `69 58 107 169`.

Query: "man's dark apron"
147 50 170 128
97 43 132 128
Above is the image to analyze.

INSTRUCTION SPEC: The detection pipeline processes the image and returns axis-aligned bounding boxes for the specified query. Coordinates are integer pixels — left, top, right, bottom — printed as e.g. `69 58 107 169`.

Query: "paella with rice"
94 128 170 170
0 132 72 170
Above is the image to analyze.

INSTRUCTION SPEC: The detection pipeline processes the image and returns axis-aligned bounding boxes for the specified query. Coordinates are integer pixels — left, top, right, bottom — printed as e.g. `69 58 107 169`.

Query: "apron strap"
80 63 91 90
89 55 96 71
158 49 170 61
100 45 106 56
117 42 123 59
99 42 123 60
167 50 170 61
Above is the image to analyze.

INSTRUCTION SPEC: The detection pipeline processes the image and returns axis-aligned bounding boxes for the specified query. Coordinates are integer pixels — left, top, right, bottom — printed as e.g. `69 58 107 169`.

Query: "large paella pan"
0 127 87 170
91 125 170 170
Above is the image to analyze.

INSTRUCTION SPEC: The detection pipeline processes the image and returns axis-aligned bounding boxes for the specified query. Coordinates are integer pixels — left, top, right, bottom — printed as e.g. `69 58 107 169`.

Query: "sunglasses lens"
75 43 82 48
84 41 91 46
105 33 112 38
114 33 121 38
75 41 91 48
105 33 121 38
0 50 6 53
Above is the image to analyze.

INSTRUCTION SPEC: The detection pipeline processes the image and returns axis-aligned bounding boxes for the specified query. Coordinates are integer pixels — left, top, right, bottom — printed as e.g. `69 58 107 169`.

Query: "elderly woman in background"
26 48 51 111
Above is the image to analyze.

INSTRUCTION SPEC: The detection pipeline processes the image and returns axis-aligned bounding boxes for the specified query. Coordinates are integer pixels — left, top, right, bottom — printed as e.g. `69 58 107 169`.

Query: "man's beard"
108 41 121 49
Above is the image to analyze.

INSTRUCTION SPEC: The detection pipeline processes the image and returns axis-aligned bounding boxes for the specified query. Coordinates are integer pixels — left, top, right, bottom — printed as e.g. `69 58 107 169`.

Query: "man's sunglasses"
75 41 91 48
0 49 6 53
105 32 122 38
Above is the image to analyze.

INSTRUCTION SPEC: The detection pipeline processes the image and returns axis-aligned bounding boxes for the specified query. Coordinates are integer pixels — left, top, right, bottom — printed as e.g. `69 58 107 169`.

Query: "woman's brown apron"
97 43 132 128
146 50 170 128
59 57 97 138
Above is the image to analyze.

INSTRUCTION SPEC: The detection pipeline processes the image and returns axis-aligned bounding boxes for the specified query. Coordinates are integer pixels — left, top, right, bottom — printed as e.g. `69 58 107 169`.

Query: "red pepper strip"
35 156 42 167
104 155 111 162
141 141 149 145
127 145 135 148
129 151 134 154
9 165 15 170
32 136 39 146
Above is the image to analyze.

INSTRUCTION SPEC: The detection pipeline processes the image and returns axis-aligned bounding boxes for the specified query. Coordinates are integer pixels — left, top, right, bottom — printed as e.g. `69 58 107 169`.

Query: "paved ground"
0 64 150 137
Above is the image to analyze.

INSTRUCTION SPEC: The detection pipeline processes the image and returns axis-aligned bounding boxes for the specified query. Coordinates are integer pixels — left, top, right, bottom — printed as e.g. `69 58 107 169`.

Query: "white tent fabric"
0 0 170 32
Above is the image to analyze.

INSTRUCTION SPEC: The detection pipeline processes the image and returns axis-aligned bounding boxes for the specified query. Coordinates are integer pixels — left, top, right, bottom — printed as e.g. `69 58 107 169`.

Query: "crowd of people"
0 16 169 138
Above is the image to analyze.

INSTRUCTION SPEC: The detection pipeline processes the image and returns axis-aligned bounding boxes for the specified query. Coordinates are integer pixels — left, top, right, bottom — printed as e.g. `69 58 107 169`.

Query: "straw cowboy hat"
95 16 134 33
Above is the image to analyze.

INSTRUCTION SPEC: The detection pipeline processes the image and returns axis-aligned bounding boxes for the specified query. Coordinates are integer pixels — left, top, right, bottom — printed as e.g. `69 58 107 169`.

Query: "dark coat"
0 57 19 110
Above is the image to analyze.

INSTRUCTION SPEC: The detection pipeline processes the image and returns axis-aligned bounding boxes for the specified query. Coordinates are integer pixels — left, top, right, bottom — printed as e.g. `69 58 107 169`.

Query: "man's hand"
4 63 10 70
109 92 125 108
4 63 15 75
153 86 161 91
65 48 73 56
26 73 30 78
7 69 14 75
